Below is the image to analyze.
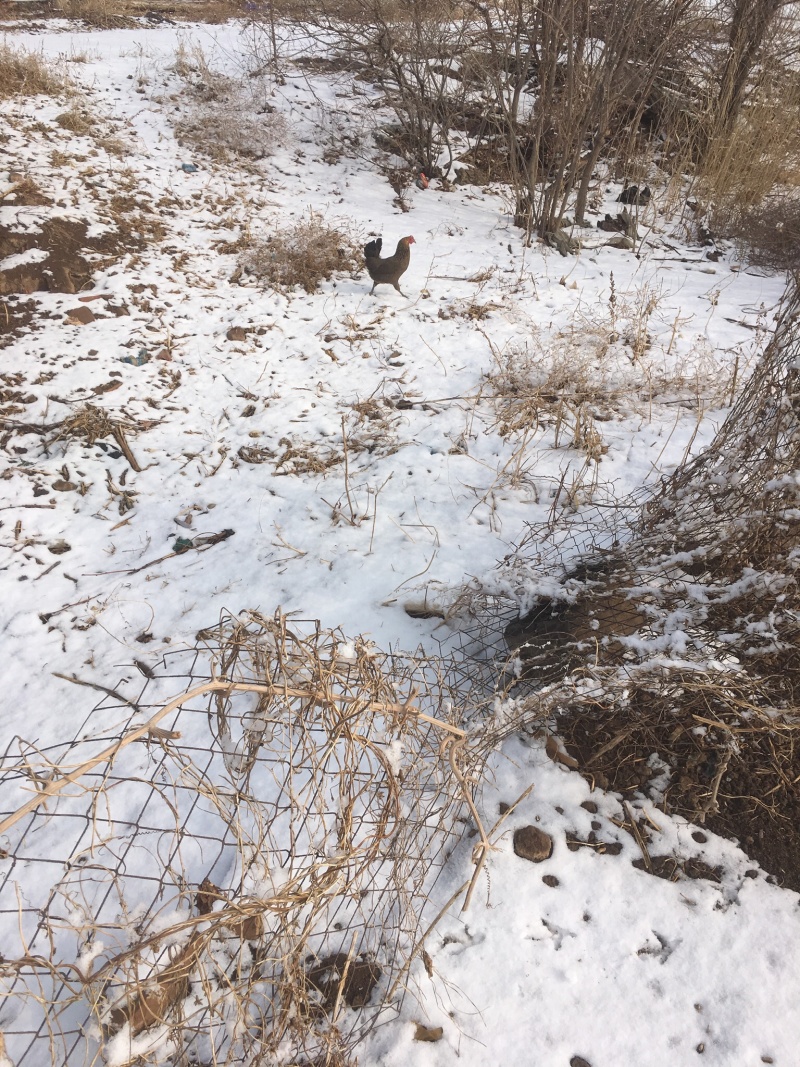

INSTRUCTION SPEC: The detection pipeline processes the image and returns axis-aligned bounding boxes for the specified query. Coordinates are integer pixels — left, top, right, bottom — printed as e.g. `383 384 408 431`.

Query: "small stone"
692 831 708 843
542 874 559 887
498 802 510 815
92 380 122 395
226 326 248 341
581 800 598 814
570 1058 592 1067
413 1024 443 1042
513 825 553 863
47 540 71 555
65 306 95 325
51 479 77 492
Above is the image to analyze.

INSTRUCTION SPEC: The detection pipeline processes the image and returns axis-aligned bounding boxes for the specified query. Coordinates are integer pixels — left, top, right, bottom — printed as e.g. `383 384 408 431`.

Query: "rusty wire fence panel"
0 612 484 1067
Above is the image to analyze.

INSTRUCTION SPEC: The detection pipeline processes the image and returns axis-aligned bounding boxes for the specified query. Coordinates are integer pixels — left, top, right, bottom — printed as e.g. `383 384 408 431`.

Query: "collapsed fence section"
0 611 482 1067
475 280 800 882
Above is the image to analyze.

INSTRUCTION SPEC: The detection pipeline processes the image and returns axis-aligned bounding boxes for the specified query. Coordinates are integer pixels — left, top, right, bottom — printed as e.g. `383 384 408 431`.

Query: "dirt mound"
558 689 800 890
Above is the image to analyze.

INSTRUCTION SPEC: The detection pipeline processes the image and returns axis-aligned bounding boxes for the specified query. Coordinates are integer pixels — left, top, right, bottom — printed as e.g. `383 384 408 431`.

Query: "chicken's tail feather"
364 237 382 260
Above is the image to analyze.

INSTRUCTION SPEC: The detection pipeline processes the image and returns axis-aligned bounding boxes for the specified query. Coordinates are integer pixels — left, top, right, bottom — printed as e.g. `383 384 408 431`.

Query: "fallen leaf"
545 735 580 769
414 1024 443 1042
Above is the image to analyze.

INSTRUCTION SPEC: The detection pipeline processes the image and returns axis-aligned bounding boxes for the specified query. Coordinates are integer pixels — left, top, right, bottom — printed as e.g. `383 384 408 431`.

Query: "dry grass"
55 403 114 446
53 0 132 26
0 43 68 99
169 42 289 162
175 102 288 161
55 107 96 136
171 40 235 101
695 68 800 252
236 215 362 293
484 282 739 449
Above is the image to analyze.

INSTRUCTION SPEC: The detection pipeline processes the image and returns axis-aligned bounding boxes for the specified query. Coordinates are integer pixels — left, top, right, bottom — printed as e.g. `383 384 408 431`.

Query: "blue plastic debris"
180 163 198 173
120 349 150 366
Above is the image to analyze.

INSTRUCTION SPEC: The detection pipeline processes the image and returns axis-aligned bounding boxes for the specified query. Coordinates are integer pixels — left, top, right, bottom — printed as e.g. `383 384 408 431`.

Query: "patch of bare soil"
557 688 800 890
0 218 119 296
632 855 723 883
0 297 38 348
505 558 646 684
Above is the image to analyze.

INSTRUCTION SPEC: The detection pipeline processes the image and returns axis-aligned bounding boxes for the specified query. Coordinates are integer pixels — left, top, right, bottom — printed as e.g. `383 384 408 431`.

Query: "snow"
0 15 797 1067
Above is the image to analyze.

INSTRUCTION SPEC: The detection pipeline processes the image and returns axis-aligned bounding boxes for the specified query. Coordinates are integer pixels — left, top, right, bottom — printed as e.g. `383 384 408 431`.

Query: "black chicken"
363 236 415 295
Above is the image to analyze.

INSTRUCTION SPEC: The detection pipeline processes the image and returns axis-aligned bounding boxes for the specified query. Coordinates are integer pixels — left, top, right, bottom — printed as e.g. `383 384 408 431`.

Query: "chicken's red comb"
403 235 416 244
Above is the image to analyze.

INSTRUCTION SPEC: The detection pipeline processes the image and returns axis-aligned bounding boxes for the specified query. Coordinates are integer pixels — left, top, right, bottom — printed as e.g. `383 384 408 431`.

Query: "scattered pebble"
65 306 95 325
513 825 553 863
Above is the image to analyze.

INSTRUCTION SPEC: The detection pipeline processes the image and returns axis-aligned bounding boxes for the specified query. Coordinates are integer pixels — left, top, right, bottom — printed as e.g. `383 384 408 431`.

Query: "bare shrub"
725 195 800 272
0 43 68 99
285 0 709 236
237 216 362 292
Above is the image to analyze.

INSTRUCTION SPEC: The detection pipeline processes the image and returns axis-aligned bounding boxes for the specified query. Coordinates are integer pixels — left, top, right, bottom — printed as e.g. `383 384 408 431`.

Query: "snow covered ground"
1 16 798 1067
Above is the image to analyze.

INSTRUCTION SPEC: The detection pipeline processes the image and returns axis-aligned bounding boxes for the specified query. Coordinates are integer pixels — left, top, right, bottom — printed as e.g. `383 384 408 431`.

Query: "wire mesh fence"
0 611 489 1067
2 278 798 1065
